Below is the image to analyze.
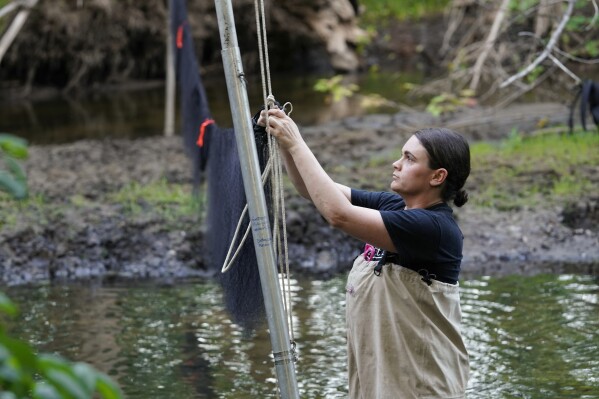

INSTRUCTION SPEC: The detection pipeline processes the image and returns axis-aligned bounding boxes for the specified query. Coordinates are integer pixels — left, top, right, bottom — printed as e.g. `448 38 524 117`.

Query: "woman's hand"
262 108 305 152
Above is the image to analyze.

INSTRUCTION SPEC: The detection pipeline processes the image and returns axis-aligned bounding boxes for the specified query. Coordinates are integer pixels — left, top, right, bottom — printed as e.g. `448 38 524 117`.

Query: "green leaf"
33 382 63 399
95 373 124 399
5 158 26 182
585 40 599 57
0 171 27 199
37 355 73 374
72 363 97 396
45 369 89 399
0 292 18 317
0 134 28 159
0 335 37 371
0 359 21 384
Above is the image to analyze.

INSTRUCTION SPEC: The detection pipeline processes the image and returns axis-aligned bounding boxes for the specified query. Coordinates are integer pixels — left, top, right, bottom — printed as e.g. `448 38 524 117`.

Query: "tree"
430 0 599 107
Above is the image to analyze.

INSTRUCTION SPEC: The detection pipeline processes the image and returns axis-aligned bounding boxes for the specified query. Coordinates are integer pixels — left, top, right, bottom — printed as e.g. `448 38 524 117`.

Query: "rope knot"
266 94 277 109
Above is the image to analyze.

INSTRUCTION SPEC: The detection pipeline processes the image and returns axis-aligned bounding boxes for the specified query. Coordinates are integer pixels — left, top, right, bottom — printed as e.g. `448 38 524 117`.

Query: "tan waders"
346 257 469 399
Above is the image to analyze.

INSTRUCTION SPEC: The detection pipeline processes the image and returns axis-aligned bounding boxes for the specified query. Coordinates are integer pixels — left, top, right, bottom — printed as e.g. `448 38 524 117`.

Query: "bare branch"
517 31 581 83
547 53 581 84
497 65 557 108
0 1 24 19
441 4 465 55
469 0 511 91
499 0 575 88
588 0 598 30
0 0 39 64
553 46 599 64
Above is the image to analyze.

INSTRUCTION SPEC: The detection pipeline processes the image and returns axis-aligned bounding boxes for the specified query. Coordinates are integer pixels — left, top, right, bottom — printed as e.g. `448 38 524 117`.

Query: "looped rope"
282 101 293 116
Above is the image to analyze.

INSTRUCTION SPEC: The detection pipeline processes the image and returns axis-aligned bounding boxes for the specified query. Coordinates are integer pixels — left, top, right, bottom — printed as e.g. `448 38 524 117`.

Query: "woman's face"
390 135 436 196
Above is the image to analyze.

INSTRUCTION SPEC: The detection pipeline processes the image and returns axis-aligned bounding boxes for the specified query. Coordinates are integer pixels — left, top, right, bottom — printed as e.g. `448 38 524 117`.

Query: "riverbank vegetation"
469 129 598 210
359 0 449 23
421 0 599 107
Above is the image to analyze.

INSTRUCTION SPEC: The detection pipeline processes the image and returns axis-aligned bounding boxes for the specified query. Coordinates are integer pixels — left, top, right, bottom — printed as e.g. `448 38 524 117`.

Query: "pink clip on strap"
364 244 375 261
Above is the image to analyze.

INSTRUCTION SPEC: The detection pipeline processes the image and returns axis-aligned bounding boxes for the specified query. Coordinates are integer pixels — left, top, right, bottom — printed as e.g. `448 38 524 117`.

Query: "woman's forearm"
288 142 353 226
279 146 312 200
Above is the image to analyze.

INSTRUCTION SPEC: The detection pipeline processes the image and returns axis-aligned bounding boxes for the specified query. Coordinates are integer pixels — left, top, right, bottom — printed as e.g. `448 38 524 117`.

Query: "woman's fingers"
264 110 301 150
256 110 267 126
268 108 286 118
266 113 285 135
257 108 282 127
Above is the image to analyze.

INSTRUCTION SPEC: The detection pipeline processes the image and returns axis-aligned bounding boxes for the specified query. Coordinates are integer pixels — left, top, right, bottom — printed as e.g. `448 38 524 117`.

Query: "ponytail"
453 189 469 207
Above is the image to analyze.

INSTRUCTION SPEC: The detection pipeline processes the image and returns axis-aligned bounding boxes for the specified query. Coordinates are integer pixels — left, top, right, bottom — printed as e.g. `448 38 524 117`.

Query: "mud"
1 105 598 285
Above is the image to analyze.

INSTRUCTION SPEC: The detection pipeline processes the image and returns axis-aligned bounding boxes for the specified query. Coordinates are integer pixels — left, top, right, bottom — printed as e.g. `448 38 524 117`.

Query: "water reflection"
462 274 599 398
0 72 416 145
4 273 599 398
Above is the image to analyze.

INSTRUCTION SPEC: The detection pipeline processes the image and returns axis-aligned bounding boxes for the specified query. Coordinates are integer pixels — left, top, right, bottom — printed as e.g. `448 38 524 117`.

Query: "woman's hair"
414 128 471 207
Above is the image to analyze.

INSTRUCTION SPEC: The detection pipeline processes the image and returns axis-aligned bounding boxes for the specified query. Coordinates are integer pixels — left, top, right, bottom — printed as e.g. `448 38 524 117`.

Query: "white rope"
221 160 273 273
255 0 295 346
255 0 295 347
221 0 295 349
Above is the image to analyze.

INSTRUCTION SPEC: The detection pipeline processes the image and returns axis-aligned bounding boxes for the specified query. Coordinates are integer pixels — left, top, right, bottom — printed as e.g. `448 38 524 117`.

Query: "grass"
107 179 203 222
0 193 48 230
0 179 203 231
360 0 450 23
469 130 598 210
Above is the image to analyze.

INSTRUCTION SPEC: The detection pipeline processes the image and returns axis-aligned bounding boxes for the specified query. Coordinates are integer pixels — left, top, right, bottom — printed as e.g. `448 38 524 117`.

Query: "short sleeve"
351 189 405 211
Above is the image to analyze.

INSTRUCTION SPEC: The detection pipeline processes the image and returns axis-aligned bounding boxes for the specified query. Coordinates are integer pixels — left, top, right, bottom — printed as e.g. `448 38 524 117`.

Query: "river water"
4 272 598 398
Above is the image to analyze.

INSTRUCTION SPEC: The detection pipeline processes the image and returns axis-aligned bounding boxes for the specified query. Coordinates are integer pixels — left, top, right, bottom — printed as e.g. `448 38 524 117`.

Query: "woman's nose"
393 159 401 170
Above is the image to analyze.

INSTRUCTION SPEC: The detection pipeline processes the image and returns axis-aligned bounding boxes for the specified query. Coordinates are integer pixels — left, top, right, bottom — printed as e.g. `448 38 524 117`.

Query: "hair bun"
453 189 469 207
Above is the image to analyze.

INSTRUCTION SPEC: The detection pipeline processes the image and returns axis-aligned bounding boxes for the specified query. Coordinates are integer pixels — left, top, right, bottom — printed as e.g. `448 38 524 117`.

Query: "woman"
259 108 470 399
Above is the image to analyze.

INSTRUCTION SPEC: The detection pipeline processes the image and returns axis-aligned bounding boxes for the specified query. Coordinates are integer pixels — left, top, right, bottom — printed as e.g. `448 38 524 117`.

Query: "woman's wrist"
287 140 309 158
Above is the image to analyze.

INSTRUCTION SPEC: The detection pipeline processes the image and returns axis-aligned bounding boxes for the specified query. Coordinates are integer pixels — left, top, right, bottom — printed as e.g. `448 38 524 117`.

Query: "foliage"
359 0 450 23
425 89 477 116
0 134 28 200
359 93 399 111
0 292 124 399
313 75 358 103
563 1 599 58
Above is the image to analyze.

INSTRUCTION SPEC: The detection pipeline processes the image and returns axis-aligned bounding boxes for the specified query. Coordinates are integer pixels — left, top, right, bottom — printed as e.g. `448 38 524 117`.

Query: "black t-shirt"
351 189 463 284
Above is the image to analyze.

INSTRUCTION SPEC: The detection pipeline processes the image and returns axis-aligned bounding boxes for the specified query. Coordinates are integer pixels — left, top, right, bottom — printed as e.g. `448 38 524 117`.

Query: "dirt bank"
1 104 598 285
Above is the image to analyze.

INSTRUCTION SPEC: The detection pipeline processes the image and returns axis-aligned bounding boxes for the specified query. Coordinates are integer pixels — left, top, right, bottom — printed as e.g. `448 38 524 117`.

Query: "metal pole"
164 0 176 137
213 1 300 398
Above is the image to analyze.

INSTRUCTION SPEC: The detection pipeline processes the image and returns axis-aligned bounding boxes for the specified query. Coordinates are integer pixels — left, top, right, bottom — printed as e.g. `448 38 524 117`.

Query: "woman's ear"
430 168 448 187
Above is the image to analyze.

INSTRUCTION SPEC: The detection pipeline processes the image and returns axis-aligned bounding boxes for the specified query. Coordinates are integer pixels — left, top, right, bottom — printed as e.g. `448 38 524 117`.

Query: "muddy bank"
1 104 598 286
